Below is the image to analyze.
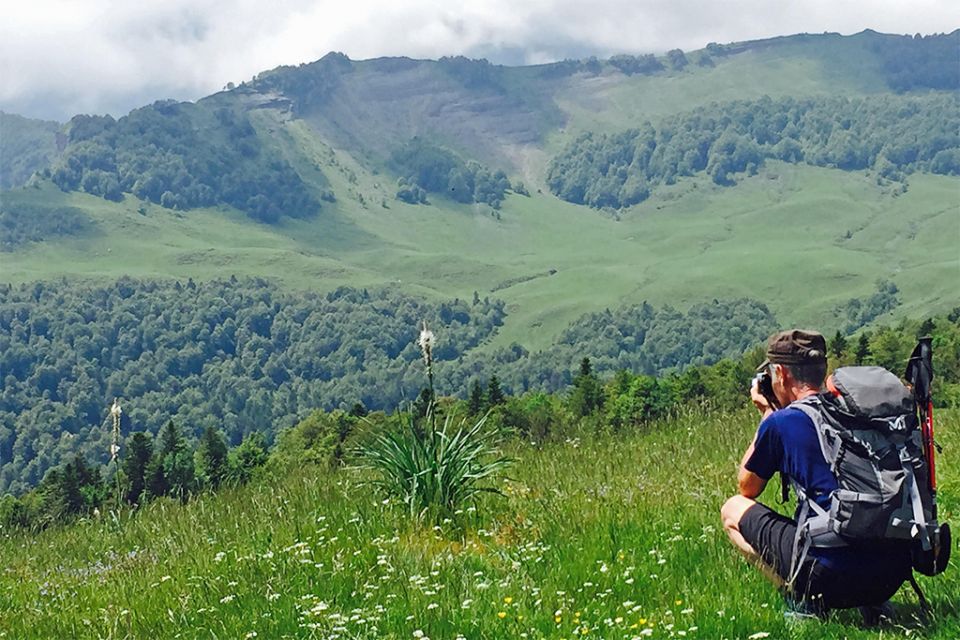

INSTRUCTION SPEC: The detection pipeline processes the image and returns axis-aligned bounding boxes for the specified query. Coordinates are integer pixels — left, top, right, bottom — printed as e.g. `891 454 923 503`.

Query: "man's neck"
791 386 819 402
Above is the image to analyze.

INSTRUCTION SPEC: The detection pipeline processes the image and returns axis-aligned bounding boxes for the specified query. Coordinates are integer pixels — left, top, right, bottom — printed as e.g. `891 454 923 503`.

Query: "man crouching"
720 330 911 621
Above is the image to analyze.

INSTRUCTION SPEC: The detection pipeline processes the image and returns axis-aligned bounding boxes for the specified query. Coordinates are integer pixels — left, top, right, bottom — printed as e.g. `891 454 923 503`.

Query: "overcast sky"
1 0 957 121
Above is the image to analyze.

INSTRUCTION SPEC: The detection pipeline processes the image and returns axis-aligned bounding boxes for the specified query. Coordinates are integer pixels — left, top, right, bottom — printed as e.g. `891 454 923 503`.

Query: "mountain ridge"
3 29 957 191
0 28 957 349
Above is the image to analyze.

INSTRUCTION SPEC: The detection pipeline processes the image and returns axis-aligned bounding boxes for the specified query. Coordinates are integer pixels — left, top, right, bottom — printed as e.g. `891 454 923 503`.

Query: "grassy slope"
5 162 957 352
549 33 888 140
2 406 956 639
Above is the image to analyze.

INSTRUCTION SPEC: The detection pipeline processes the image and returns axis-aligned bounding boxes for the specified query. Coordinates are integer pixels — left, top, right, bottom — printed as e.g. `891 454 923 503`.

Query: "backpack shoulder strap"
789 397 843 474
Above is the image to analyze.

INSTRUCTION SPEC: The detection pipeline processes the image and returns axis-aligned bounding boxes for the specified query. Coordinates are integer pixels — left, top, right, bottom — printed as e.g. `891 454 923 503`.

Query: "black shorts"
738 502 813 586
738 502 908 609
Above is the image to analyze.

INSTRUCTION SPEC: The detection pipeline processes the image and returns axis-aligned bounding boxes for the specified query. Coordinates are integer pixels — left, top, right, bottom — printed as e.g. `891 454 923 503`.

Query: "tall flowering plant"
110 399 123 511
355 321 511 524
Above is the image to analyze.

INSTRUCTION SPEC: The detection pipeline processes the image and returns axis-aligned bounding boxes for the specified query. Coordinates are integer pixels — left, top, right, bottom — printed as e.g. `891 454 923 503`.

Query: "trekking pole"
905 337 936 515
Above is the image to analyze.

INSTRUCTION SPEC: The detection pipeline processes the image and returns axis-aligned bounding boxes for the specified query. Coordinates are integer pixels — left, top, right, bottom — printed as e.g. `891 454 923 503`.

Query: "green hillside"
4 162 957 351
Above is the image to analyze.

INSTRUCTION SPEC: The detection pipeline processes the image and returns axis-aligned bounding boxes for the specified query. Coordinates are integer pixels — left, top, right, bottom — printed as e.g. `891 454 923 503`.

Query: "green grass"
550 34 889 138
1 406 956 638
4 160 957 353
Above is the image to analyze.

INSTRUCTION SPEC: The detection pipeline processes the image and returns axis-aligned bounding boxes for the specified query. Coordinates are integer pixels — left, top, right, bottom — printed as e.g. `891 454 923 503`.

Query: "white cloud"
1 0 957 120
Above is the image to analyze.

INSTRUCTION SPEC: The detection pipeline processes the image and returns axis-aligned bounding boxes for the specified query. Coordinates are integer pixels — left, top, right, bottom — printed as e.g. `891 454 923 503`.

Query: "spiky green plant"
356 321 511 523
356 408 512 523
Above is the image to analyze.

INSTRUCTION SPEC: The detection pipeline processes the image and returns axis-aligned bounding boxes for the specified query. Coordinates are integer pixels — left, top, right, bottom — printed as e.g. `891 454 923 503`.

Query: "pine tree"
54 463 83 516
122 432 153 504
578 356 593 378
918 318 935 338
157 420 194 503
854 333 871 365
72 454 103 511
830 330 849 359
165 448 195 505
468 379 485 415
486 375 505 408
195 426 228 489
570 357 603 416
158 420 184 458
144 452 168 500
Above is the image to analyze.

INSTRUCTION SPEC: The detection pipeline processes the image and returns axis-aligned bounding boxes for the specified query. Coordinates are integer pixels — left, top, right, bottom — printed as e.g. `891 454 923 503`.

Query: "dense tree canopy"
0 278 505 493
0 278 780 494
390 138 512 208
547 94 960 208
48 100 321 222
872 30 960 93
455 298 778 395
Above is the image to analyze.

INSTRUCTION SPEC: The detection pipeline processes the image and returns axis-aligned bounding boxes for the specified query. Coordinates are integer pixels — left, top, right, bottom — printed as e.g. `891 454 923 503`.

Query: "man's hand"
750 378 774 418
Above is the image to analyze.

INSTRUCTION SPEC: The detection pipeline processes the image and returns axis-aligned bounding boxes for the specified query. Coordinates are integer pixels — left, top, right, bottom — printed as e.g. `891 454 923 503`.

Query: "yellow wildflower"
497 611 506 619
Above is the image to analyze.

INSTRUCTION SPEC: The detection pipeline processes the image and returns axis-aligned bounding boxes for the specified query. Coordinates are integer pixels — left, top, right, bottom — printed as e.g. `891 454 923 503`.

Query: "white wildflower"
417 321 435 365
109 399 122 461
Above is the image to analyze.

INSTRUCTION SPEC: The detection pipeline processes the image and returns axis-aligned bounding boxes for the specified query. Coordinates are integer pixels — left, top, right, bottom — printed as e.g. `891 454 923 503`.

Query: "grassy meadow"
2 405 956 639
4 161 958 353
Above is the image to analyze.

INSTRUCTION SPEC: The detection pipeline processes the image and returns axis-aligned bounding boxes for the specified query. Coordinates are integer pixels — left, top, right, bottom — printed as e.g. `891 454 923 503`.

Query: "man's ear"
771 363 788 385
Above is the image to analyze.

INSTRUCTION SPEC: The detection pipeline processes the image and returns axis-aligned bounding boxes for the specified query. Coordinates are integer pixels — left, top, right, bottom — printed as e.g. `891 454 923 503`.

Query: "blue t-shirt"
745 407 911 575
746 407 837 515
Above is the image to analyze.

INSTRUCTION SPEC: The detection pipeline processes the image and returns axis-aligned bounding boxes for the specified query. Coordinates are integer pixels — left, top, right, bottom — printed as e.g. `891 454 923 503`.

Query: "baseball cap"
757 329 828 371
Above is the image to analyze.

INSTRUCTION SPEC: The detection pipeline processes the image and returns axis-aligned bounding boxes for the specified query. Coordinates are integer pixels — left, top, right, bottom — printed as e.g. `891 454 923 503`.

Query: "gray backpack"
786 366 950 589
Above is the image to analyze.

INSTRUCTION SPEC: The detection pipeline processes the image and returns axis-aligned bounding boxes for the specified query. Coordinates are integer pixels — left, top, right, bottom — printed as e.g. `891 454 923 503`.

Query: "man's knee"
721 495 755 532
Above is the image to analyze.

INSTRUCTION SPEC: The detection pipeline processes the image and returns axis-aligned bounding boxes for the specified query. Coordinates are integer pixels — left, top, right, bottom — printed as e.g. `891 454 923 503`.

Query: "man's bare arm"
737 380 775 499
737 436 767 498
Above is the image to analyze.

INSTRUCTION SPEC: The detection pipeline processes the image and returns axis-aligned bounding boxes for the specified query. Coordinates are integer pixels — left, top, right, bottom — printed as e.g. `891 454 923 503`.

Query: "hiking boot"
858 600 895 627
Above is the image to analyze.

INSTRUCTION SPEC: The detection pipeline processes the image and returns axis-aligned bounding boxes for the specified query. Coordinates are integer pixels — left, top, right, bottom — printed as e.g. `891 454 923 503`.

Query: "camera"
753 371 779 409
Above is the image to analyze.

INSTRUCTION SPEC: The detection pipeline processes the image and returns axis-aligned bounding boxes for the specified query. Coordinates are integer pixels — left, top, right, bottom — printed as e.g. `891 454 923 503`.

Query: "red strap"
825 375 843 398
